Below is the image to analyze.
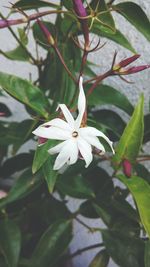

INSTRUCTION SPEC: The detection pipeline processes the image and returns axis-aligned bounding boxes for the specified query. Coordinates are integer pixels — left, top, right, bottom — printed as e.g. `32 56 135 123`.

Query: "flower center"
72 131 78 138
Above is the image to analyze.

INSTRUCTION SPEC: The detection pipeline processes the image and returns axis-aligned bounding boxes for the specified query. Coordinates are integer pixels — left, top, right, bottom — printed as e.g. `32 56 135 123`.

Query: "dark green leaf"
145 240 150 267
113 95 144 166
30 220 72 267
89 249 109 267
12 0 58 10
56 173 95 199
92 109 126 139
42 157 58 193
0 169 42 208
102 229 144 267
0 72 49 118
0 103 11 117
0 219 21 267
144 114 150 143
32 140 57 174
115 2 150 42
80 200 100 218
0 46 30 61
118 175 150 238
92 26 136 53
90 0 116 33
88 84 133 115
0 119 36 153
135 164 150 184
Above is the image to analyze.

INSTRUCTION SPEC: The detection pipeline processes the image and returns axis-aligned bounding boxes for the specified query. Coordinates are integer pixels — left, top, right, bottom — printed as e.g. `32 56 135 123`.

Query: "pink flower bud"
121 65 150 75
73 0 89 47
123 159 132 178
37 20 55 46
118 54 140 68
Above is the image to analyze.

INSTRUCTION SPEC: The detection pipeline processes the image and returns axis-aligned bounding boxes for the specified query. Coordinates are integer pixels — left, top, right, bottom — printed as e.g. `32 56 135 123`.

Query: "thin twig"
67 243 104 259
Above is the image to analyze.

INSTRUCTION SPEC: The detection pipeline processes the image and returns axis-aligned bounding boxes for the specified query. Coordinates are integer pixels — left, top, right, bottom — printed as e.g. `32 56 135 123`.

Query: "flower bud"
73 0 89 47
120 65 150 75
123 159 132 178
37 20 55 46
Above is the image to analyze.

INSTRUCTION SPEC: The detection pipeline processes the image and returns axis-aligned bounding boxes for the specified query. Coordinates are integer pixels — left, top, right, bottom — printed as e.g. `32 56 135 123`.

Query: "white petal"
75 76 86 129
83 135 105 154
43 118 72 131
77 137 93 168
33 125 71 140
68 139 78 165
79 126 115 154
58 104 74 128
53 140 73 170
48 141 67 155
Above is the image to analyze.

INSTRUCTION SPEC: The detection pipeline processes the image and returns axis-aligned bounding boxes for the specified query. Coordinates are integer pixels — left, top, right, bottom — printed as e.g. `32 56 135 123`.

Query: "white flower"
33 77 114 170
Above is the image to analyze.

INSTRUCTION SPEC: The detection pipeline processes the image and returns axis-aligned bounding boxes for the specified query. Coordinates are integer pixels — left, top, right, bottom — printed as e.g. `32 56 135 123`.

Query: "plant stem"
75 217 101 233
86 70 112 96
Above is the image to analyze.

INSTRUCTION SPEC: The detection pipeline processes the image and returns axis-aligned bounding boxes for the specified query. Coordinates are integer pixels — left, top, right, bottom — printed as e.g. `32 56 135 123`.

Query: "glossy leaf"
90 0 116 33
144 113 150 143
102 229 144 267
92 26 136 53
56 173 95 199
0 102 11 117
0 72 49 118
118 175 150 238
30 220 72 267
0 169 42 208
0 119 36 153
135 164 150 184
89 250 109 267
42 157 58 193
32 140 57 174
0 46 30 61
0 219 21 267
12 0 58 10
115 2 150 42
145 240 150 267
88 84 133 115
92 109 126 139
113 95 144 166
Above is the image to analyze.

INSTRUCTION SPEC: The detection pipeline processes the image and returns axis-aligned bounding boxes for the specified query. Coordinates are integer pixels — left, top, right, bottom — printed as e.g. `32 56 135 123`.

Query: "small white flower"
33 77 114 170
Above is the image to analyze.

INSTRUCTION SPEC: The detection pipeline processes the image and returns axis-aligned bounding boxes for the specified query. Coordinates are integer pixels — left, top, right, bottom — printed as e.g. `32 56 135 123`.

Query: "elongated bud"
123 159 132 178
37 20 55 46
73 0 89 48
120 65 150 75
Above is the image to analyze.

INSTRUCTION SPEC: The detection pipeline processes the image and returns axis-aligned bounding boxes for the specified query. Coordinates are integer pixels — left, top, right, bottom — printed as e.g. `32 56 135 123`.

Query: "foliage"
0 0 150 266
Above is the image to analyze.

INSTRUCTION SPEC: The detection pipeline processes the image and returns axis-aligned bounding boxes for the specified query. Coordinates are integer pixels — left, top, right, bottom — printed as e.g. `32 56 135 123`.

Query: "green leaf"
88 84 133 115
0 72 49 118
0 119 36 153
135 164 150 184
56 173 95 199
145 240 150 267
144 113 150 143
92 109 126 139
32 140 57 174
0 169 42 209
92 26 136 53
0 219 21 267
0 46 30 61
12 0 58 10
118 175 150 238
30 220 72 267
102 229 144 267
114 2 150 42
90 0 116 33
89 250 109 267
113 95 144 166
42 157 58 193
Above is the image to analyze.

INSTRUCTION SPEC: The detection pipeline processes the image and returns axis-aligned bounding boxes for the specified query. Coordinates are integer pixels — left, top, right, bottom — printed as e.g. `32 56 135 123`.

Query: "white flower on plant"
33 77 114 170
